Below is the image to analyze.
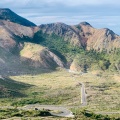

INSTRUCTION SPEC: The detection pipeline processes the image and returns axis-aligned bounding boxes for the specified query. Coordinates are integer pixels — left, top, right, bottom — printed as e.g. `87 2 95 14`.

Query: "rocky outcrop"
73 22 120 51
70 60 81 72
86 28 120 51
0 20 39 52
39 23 82 47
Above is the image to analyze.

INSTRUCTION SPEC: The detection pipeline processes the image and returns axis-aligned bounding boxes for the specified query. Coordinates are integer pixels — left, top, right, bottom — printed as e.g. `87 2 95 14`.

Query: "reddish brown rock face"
39 22 120 51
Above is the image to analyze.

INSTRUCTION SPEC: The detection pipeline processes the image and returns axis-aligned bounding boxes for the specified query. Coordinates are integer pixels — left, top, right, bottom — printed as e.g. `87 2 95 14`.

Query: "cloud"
0 0 120 8
23 14 120 34
39 0 110 6
0 0 30 8
25 0 120 7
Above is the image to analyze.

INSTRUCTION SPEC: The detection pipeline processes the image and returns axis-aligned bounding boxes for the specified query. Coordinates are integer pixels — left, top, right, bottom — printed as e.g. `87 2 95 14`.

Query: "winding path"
80 82 87 106
22 105 74 117
20 80 86 117
20 79 86 117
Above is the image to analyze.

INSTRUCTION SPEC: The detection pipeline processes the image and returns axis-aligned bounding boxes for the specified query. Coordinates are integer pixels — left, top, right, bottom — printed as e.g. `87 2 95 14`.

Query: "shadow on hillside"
0 57 56 76
0 54 60 76
0 44 65 76
0 68 54 77
0 77 33 98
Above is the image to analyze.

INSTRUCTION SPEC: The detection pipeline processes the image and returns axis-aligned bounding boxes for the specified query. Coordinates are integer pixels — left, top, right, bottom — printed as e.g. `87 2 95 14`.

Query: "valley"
0 69 120 119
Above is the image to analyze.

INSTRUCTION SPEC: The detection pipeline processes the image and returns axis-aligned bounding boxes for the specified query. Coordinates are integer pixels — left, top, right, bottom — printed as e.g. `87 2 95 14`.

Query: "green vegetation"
0 108 119 120
0 8 120 120
32 31 120 72
0 108 51 119
0 70 80 106
0 77 31 98
73 50 112 72
61 48 119 72
0 70 119 119
76 72 120 112
11 92 73 107
72 109 120 120
33 31 84 61
0 31 120 119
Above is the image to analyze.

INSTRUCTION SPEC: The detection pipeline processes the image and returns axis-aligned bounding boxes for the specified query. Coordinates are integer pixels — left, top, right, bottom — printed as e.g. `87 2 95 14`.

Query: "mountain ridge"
0 8 120 74
39 21 120 51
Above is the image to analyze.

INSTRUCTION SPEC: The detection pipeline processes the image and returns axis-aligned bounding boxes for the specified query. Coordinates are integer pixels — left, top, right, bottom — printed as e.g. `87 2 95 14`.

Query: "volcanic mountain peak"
0 8 11 12
103 28 116 35
0 8 36 27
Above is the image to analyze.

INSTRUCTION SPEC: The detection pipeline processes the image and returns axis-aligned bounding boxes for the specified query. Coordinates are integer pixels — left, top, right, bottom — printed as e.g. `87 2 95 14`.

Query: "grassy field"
76 72 120 112
0 69 80 107
0 68 120 119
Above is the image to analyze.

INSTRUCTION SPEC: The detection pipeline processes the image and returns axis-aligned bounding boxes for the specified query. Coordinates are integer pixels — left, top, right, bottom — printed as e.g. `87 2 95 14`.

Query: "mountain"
38 22 120 72
0 9 65 74
0 8 120 74
39 22 82 47
0 8 36 27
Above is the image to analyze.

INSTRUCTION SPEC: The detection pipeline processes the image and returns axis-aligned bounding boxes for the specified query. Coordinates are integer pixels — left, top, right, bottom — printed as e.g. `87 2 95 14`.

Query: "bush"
0 108 51 119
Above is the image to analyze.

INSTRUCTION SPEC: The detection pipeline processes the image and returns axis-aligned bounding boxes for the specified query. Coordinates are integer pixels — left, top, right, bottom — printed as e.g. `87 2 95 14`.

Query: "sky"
0 0 120 35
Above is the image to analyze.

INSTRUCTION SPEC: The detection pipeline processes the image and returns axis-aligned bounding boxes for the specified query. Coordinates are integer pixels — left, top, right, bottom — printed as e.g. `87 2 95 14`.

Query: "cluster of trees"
81 110 119 120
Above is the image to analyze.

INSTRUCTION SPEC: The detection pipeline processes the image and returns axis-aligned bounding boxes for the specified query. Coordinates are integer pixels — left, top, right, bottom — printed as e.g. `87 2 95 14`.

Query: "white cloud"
24 0 120 7
24 14 120 34
0 0 120 8
0 0 30 8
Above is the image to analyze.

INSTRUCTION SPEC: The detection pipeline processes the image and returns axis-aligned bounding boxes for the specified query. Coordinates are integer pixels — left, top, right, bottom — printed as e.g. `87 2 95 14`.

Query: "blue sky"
0 0 120 35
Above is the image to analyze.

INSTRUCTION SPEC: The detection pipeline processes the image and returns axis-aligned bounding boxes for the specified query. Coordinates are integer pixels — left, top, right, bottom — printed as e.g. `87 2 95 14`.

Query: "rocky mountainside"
35 22 120 72
0 9 65 75
39 23 82 47
39 22 120 51
0 8 120 74
0 20 33 52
